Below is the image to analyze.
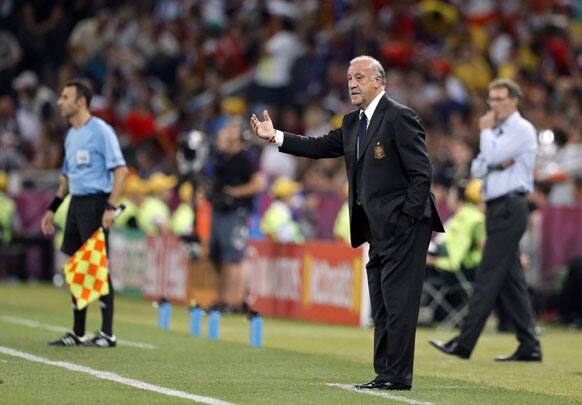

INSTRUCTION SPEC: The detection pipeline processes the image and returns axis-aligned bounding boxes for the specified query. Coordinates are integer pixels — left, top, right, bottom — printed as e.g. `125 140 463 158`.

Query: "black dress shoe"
429 338 471 359
354 379 411 390
495 349 542 362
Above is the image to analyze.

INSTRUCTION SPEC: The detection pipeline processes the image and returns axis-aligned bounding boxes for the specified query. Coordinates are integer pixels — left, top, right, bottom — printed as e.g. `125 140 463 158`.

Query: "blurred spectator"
261 177 304 243
427 179 486 274
213 24 249 80
0 170 25 279
0 0 19 34
573 177 582 204
138 172 175 236
260 144 297 180
449 137 477 189
20 0 69 77
545 127 582 205
333 182 350 245
253 12 305 106
134 140 169 179
12 70 57 145
419 0 459 38
0 171 23 246
0 29 22 95
207 118 265 312
289 33 328 105
303 105 331 138
0 95 24 171
67 9 115 71
558 256 582 328
31 124 64 170
124 99 157 145
51 194 71 279
114 174 147 230
453 46 493 96
0 169 54 281
171 180 196 237
424 179 485 323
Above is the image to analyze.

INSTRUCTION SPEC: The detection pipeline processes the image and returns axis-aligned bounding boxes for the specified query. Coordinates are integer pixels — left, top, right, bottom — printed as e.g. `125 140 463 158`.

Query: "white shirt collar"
498 110 521 131
361 90 386 125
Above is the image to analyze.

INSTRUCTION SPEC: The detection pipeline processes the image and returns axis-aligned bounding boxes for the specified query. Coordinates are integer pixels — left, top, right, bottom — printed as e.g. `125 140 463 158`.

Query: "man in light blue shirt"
41 79 128 348
470 102 537 201
430 78 542 362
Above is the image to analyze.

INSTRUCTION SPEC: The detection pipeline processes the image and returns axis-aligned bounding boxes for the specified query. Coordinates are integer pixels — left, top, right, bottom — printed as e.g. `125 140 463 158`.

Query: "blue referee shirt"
62 116 126 196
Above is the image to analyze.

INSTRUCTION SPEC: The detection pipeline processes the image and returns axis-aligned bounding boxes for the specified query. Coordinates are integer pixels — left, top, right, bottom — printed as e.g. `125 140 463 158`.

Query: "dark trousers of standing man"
365 207 433 387
62 193 114 337
456 194 539 354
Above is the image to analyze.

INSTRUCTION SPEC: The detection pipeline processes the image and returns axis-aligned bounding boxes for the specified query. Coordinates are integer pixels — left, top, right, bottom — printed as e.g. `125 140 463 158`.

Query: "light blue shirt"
63 116 126 196
471 111 537 201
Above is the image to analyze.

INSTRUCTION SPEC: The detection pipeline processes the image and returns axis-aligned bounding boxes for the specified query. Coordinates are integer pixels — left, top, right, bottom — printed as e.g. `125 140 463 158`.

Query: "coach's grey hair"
489 78 523 100
350 55 386 85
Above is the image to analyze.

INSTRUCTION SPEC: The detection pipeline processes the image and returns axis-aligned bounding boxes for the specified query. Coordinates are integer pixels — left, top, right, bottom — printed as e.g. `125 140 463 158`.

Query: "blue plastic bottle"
190 306 203 336
208 310 220 340
249 315 263 348
158 299 172 330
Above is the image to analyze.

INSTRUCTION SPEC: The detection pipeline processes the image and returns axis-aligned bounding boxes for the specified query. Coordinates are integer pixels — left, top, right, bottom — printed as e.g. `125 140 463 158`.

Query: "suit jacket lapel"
359 96 388 159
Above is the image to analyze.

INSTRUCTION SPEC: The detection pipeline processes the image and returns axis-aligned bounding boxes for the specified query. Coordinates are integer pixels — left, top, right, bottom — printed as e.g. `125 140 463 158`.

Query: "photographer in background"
207 118 265 313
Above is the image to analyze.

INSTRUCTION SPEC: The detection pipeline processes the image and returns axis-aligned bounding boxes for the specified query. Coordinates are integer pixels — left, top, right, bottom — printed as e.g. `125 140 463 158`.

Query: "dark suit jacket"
280 95 444 247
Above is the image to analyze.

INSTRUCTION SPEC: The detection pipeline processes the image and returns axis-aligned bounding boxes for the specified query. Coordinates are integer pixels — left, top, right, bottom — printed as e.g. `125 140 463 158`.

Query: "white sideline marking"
0 346 236 405
327 383 433 405
0 316 156 349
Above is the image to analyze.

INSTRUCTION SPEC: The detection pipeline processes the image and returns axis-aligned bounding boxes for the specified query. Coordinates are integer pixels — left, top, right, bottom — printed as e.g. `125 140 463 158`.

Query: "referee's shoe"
85 331 117 348
48 331 86 346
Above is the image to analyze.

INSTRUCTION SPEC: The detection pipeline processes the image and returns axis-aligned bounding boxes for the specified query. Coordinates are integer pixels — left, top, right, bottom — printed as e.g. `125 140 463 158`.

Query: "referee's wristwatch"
104 202 117 211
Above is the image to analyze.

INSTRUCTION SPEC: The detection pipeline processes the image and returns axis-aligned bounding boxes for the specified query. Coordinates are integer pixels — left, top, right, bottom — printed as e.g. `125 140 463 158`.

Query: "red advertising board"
142 234 190 304
245 240 365 325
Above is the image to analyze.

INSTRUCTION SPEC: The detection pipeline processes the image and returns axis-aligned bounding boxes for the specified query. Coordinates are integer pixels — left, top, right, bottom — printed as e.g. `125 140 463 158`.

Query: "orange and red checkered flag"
63 228 109 310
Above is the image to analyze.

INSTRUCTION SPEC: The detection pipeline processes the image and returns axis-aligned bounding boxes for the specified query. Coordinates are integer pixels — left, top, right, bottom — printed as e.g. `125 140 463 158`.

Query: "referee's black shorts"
61 193 109 256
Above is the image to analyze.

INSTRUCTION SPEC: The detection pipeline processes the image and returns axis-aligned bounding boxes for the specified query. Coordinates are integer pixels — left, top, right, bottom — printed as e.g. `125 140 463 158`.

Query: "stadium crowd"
0 0 581 321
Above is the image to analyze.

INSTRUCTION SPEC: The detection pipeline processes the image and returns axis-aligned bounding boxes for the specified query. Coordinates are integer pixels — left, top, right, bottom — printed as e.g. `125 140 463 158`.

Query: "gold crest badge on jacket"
374 141 385 159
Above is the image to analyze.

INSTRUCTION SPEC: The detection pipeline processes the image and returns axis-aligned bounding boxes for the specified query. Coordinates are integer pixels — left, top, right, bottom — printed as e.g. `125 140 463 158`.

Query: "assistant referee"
41 79 128 347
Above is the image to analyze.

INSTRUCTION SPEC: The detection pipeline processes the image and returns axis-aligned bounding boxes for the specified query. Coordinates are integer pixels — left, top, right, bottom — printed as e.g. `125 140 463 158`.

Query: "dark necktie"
358 111 367 158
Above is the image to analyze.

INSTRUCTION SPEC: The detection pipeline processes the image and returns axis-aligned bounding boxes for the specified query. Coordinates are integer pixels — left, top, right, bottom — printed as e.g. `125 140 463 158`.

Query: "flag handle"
98 204 126 231
115 204 126 218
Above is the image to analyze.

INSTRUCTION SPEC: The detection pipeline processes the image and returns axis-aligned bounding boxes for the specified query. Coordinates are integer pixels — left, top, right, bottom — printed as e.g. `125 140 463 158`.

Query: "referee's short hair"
64 79 93 107
489 78 523 100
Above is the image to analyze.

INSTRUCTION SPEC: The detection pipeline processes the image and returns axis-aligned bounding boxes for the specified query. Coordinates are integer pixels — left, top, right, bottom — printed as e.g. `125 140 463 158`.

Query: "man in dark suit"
251 55 444 390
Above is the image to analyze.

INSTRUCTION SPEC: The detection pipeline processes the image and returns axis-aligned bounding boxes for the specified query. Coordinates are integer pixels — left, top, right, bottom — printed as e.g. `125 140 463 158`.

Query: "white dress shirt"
471 111 537 201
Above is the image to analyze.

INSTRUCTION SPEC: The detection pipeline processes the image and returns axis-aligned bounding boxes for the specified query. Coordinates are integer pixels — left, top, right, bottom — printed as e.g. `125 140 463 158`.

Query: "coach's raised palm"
250 110 275 141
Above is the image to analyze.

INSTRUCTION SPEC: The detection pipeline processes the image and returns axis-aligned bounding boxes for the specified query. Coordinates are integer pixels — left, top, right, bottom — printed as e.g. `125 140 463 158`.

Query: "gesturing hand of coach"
250 110 276 143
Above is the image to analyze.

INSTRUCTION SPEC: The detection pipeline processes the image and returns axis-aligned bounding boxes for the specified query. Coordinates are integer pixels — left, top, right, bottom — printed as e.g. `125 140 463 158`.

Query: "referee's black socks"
99 291 114 337
71 276 114 337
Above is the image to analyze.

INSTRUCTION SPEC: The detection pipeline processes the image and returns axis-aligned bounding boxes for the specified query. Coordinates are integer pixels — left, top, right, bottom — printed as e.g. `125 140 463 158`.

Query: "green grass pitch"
0 284 580 404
